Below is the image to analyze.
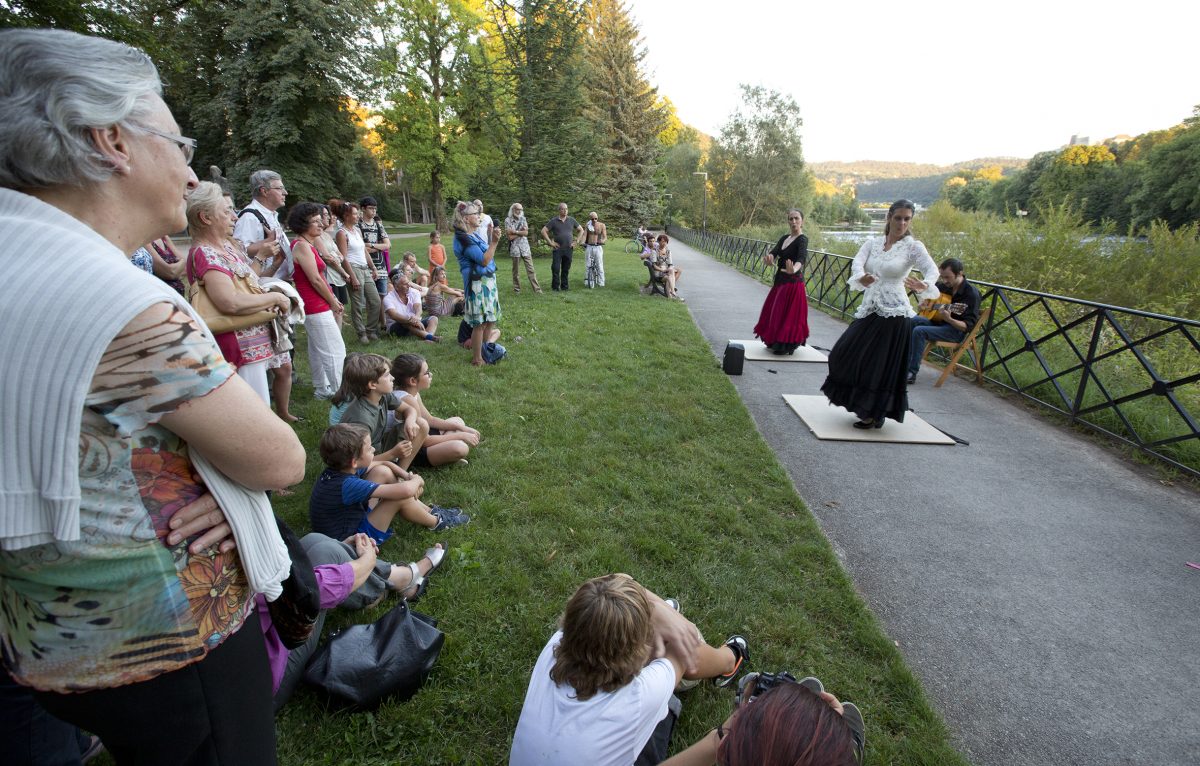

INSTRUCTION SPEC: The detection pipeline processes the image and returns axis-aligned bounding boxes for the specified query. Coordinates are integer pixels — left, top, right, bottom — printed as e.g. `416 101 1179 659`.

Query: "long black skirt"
820 313 910 423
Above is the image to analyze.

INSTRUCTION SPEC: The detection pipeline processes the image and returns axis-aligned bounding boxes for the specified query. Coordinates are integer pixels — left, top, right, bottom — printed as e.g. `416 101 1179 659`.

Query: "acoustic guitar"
917 292 967 321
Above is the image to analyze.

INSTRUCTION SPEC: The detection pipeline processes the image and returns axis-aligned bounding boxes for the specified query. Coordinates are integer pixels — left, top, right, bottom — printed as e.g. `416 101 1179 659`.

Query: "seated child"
329 352 366 425
510 573 749 766
424 265 464 318
311 423 469 540
391 353 481 467
338 353 426 470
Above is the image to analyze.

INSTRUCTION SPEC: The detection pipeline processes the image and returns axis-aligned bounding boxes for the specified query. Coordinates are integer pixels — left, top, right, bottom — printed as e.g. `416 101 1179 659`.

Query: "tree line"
941 107 1200 231
3 0 867 234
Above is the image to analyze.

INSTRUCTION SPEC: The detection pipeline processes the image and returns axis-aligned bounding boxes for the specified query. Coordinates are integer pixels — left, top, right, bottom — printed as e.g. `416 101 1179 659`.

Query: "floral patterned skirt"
464 275 501 327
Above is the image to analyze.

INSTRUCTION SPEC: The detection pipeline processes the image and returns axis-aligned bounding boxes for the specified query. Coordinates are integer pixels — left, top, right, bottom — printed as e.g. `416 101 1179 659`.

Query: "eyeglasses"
422 370 433 377
129 123 196 165
268 185 286 193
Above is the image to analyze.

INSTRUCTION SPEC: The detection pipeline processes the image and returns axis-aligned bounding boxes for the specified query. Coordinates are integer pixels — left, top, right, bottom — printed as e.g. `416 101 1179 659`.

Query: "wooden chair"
644 261 669 297
920 307 991 387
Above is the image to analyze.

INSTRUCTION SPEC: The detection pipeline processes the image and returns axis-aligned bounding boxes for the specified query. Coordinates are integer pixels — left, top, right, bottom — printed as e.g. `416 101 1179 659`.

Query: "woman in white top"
317 204 350 310
335 200 382 344
820 199 940 429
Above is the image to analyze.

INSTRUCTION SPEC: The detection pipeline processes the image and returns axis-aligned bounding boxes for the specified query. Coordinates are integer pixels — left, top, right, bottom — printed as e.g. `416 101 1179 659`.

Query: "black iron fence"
669 226 1200 479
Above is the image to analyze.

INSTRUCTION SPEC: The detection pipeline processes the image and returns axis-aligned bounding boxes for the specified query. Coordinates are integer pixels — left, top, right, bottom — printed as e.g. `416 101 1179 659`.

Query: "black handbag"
267 517 321 649
302 600 444 709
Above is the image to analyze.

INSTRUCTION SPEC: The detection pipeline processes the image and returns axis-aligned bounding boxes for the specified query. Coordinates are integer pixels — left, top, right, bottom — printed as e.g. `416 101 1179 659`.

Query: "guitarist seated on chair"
902 258 981 384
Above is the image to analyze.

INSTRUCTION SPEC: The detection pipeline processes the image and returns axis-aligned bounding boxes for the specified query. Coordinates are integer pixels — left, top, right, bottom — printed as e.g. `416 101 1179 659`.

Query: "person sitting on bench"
903 258 981 384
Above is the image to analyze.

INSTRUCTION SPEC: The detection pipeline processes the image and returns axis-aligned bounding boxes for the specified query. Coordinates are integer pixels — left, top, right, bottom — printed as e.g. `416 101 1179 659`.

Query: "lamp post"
692 171 707 232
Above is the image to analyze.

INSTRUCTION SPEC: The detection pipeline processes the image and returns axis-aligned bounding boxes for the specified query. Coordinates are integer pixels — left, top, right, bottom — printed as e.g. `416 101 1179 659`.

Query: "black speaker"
723 342 745 375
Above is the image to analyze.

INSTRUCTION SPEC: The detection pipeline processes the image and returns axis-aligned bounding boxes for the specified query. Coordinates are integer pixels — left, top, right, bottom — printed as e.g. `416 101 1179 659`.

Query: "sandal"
393 543 447 602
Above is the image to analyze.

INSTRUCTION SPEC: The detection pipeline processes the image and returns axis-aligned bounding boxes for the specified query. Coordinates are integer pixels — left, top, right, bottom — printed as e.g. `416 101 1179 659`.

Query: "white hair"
0 29 163 189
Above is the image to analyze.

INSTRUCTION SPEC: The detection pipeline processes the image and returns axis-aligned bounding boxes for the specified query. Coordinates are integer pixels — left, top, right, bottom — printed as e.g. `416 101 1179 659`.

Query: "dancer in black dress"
820 199 939 429
753 208 810 354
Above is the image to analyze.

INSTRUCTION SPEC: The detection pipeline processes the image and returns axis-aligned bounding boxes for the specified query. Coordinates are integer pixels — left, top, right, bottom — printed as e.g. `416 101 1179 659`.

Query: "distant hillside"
811 157 1027 206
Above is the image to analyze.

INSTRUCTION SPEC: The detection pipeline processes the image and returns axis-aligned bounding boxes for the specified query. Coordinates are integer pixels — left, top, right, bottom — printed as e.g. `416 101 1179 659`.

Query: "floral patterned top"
0 303 250 693
187 242 274 368
848 236 940 319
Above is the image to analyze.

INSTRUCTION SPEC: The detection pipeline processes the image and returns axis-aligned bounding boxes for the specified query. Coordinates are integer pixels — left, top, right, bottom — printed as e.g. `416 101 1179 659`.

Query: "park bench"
644 260 669 297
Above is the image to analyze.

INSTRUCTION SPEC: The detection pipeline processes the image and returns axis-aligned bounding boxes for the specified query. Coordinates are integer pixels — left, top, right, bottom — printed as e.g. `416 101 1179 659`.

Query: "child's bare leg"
368 496 438 531
682 643 736 680
424 439 469 466
397 417 430 470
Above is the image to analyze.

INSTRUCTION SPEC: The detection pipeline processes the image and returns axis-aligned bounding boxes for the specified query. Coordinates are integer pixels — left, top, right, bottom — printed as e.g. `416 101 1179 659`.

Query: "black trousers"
34 609 277 766
551 247 573 289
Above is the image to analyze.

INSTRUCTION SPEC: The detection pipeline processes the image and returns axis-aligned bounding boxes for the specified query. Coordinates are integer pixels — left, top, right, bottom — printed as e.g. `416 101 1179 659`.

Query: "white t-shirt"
509 631 675 766
382 286 421 328
232 198 293 280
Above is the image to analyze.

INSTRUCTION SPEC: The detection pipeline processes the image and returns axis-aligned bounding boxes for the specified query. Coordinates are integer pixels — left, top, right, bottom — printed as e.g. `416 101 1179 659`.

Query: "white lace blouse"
848 236 940 319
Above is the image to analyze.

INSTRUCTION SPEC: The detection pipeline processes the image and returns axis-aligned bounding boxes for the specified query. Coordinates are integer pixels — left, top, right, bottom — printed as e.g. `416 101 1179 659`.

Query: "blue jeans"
0 665 90 766
908 316 964 374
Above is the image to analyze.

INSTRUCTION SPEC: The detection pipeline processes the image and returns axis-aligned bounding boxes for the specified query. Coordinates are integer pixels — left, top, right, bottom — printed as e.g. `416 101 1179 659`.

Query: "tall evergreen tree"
580 0 664 232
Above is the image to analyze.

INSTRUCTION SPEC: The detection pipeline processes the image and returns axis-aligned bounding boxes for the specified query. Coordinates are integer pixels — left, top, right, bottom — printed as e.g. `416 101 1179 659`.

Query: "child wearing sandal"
309 424 469 545
263 532 447 709
391 353 481 467
510 573 749 766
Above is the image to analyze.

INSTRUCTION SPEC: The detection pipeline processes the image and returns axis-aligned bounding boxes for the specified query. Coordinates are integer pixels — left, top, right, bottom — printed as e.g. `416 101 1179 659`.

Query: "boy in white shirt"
510 574 748 766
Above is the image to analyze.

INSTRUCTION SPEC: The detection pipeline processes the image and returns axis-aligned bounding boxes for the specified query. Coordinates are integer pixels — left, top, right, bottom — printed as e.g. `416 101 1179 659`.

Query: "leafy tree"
707 85 812 229
660 125 704 228
1130 109 1200 230
579 0 665 231
377 0 479 230
487 0 594 220
222 0 371 204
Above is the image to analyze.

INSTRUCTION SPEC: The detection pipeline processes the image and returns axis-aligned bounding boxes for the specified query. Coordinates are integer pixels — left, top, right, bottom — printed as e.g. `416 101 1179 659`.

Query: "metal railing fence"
669 226 1200 479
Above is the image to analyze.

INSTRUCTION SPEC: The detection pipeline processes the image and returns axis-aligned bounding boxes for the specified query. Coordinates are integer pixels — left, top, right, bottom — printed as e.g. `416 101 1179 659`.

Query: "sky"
629 0 1197 165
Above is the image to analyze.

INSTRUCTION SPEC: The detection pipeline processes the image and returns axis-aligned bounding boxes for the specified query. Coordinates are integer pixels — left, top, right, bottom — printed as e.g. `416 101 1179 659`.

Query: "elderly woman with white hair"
185 181 290 403
0 28 305 763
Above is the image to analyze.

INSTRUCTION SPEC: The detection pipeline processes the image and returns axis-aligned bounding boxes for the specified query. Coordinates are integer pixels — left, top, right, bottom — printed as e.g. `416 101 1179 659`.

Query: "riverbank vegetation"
941 107 1200 232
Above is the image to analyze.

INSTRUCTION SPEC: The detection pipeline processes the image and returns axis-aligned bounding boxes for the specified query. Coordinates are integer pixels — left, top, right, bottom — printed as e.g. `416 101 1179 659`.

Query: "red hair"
717 683 858 766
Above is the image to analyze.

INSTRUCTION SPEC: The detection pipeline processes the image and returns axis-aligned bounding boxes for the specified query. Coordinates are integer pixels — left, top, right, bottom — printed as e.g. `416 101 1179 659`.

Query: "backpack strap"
237 207 272 238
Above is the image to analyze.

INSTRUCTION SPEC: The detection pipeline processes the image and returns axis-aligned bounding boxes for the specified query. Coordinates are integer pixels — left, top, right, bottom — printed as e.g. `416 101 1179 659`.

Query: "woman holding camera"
662 675 864 766
451 200 501 367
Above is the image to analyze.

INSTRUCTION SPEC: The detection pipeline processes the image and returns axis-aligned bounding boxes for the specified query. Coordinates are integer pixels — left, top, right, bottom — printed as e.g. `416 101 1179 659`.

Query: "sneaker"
359 334 370 344
797 676 824 695
713 635 749 688
430 507 470 531
430 504 466 520
367 332 380 341
906 372 917 385
841 701 866 763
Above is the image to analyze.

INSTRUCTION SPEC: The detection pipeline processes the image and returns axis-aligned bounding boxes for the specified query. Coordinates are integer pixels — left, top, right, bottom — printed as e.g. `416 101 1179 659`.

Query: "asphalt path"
667 237 1200 766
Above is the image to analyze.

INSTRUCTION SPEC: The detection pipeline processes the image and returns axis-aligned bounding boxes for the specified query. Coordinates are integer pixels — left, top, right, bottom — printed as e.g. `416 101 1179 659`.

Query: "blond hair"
550 574 654 700
186 181 227 232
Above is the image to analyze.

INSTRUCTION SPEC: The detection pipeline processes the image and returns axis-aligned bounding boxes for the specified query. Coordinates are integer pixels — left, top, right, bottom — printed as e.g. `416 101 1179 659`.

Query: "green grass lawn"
267 251 968 764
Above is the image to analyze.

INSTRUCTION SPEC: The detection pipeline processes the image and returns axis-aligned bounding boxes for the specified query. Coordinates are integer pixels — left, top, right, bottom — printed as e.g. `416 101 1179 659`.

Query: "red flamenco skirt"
754 281 810 351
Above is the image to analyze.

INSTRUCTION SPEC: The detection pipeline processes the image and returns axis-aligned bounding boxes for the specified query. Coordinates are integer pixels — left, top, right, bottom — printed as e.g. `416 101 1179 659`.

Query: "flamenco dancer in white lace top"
820 199 940 429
